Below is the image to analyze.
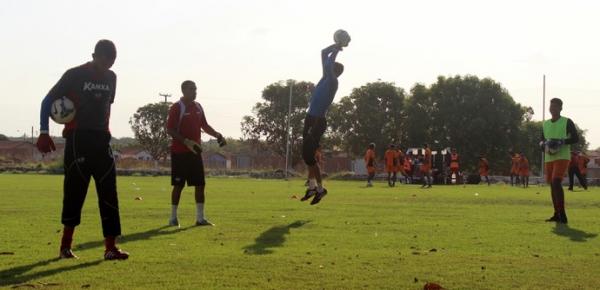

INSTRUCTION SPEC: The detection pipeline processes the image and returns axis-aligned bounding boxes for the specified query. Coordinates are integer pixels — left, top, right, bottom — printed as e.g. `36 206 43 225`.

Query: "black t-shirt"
47 62 116 133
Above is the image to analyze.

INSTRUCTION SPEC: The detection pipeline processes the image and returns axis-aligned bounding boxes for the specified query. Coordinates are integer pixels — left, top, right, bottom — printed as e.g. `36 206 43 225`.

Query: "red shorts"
420 165 431 174
367 166 376 174
544 160 570 183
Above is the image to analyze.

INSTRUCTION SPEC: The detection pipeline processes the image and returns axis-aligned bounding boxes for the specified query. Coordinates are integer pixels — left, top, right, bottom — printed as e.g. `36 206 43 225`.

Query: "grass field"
1 174 599 290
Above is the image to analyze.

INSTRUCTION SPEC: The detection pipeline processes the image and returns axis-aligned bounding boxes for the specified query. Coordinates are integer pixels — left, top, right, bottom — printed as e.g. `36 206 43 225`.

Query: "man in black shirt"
36 40 129 260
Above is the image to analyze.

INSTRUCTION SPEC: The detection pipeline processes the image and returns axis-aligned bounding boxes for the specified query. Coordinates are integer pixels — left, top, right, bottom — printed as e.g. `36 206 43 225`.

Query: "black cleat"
310 188 328 205
545 215 559 222
301 188 317 202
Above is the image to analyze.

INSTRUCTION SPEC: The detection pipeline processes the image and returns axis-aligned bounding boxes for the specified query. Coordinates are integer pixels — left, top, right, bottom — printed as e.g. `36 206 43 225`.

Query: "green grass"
1 174 600 290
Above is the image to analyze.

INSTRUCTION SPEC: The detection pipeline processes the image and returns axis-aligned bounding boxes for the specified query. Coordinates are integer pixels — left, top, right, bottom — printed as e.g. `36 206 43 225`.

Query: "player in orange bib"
577 152 590 190
365 143 376 187
395 146 406 184
384 144 398 187
450 148 460 174
510 152 520 186
403 154 413 184
420 144 433 188
518 152 530 188
479 153 490 186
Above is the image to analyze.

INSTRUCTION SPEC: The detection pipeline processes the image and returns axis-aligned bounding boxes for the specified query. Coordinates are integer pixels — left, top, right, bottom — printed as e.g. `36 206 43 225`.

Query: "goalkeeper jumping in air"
301 33 349 205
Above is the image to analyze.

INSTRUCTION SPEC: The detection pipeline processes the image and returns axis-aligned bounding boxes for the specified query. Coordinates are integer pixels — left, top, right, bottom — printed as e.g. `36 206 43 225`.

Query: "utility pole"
159 93 172 103
541 75 545 179
285 80 293 179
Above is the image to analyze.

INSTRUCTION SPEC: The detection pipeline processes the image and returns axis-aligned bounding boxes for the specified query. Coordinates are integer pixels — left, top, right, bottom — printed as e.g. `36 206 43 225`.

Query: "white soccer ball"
333 29 351 47
50 96 76 124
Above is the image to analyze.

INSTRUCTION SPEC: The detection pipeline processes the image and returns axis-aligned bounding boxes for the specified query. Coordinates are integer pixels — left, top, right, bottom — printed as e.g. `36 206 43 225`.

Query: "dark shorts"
171 152 205 186
302 114 327 166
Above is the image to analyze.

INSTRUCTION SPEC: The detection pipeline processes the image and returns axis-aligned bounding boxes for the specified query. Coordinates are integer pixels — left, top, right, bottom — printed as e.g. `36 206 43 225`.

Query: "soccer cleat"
59 248 78 259
310 188 328 205
104 248 129 260
168 218 180 227
545 215 559 222
195 219 215 226
301 188 317 201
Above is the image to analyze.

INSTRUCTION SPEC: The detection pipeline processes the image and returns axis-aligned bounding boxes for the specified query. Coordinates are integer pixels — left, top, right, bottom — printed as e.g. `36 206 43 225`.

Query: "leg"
568 167 575 190
574 168 585 189
171 185 184 205
485 176 490 186
92 145 122 242
60 134 92 256
552 178 567 223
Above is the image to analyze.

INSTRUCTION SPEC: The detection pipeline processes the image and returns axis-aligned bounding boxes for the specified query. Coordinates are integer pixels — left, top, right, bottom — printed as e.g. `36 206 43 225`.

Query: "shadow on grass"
74 225 191 251
0 257 102 287
0 225 189 287
553 224 598 242
243 220 310 255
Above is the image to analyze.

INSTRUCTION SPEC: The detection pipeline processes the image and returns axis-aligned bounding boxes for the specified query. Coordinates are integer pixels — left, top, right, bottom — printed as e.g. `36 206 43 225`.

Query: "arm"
321 44 340 77
199 111 222 139
565 119 579 145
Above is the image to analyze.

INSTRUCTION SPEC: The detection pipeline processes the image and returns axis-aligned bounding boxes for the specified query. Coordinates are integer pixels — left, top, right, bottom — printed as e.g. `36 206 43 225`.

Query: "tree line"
129 74 588 175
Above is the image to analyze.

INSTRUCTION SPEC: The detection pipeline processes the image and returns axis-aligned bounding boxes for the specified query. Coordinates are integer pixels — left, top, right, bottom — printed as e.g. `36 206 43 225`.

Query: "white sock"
317 183 324 192
196 203 205 222
171 205 178 220
308 179 317 189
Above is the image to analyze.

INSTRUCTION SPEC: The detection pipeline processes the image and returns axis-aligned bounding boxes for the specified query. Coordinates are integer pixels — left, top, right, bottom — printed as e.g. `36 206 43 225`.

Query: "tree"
328 81 406 157
129 102 172 161
0 134 8 141
403 75 525 173
241 80 314 167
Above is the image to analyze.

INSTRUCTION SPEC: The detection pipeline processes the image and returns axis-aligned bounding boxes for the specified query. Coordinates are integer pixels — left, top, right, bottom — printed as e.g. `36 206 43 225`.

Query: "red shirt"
166 99 208 153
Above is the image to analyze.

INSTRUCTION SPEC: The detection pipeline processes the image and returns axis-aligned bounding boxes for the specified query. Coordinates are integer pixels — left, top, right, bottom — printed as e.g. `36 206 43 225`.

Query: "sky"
1 0 599 148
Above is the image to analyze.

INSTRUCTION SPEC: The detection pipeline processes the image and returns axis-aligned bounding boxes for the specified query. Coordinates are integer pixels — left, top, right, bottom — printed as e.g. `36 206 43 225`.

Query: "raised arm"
321 44 341 77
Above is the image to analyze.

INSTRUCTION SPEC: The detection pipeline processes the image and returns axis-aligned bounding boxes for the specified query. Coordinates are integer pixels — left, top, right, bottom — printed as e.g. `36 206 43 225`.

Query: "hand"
36 133 56 153
183 138 202 154
216 133 226 147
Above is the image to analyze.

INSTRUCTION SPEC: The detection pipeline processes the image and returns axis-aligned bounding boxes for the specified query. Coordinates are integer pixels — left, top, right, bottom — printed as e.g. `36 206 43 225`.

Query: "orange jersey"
479 158 489 176
578 155 590 174
395 150 405 172
519 157 530 176
423 148 432 167
403 158 412 172
384 150 396 167
365 149 376 167
511 155 520 174
450 153 459 170
315 150 323 168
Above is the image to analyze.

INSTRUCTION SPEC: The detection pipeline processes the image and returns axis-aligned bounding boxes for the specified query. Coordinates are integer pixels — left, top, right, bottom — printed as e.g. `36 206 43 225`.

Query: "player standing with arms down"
364 143 377 187
421 144 433 188
166 80 225 227
301 31 349 205
36 40 129 260
540 98 579 224
479 154 490 186
384 144 398 187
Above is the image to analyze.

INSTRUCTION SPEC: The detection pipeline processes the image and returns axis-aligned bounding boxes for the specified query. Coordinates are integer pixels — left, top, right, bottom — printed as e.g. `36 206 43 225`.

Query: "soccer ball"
333 29 351 47
50 96 76 124
545 139 563 155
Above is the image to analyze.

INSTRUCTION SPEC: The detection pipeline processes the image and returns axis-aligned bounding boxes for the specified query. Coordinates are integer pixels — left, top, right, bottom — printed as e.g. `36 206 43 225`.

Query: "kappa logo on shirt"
83 82 111 92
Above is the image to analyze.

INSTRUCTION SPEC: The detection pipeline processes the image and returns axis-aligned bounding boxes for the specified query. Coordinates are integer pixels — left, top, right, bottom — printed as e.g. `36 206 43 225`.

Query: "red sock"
104 236 116 251
60 226 74 250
